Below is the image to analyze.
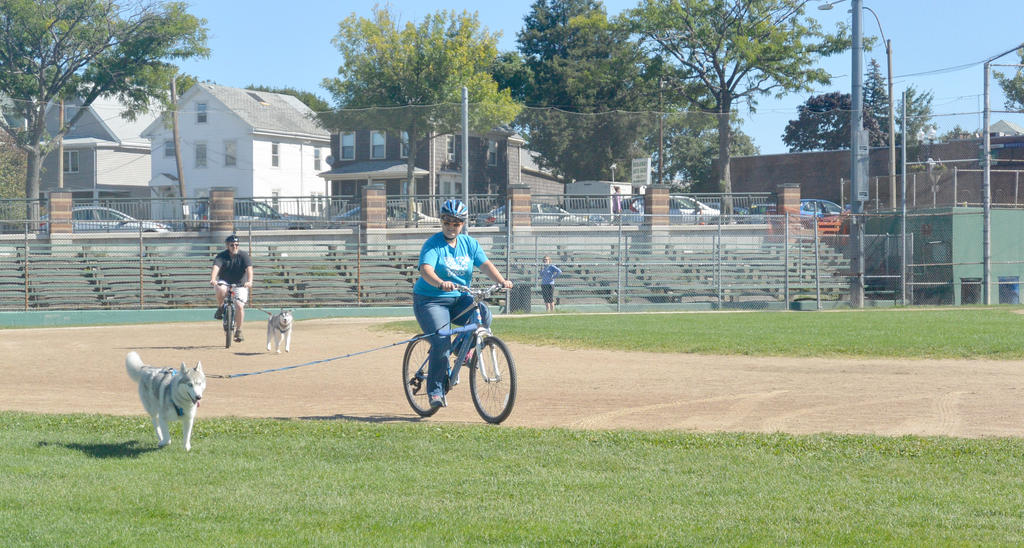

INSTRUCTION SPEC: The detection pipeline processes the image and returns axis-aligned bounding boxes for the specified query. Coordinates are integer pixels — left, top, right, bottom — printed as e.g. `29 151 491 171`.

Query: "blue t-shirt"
540 264 562 285
413 232 489 297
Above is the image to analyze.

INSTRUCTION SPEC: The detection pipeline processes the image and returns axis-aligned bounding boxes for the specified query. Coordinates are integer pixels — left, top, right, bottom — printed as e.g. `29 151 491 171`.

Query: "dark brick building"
725 135 1024 210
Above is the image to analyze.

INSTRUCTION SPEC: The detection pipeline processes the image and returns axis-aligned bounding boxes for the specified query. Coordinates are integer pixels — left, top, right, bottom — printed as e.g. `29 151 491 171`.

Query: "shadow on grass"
38 440 160 459
288 414 424 424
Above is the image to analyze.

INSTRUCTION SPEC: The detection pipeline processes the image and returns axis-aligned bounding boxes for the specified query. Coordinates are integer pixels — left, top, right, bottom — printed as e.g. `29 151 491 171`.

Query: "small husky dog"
124 351 206 451
266 308 293 353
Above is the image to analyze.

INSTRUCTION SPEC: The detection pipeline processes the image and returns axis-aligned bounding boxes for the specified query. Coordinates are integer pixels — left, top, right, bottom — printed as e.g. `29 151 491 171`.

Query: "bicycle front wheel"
402 336 439 417
469 336 517 424
223 304 234 349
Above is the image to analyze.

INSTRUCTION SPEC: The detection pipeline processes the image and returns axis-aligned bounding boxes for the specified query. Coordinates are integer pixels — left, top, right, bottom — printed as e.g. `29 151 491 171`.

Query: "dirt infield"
2 317 1023 438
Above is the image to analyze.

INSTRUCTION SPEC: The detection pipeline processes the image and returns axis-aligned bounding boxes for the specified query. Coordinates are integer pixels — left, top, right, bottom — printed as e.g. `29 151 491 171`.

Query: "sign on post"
631 158 651 188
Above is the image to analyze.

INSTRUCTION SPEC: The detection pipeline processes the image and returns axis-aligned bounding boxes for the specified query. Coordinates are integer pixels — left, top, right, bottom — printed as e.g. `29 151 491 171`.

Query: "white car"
41 206 171 233
619 196 720 224
476 203 590 226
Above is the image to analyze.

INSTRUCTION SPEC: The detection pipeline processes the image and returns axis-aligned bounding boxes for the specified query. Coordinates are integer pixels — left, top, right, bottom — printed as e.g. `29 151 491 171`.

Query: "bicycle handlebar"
452 284 505 301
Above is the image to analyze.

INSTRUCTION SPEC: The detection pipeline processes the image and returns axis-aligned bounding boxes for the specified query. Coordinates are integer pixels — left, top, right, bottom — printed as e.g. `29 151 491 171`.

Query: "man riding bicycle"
210 234 254 343
412 199 513 409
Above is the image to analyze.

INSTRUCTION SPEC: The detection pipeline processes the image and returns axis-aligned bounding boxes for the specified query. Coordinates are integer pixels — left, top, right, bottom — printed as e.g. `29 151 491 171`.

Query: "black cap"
225 234 239 243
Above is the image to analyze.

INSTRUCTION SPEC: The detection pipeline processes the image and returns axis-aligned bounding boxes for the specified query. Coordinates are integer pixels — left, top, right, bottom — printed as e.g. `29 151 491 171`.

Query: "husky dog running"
266 308 293 353
124 351 206 451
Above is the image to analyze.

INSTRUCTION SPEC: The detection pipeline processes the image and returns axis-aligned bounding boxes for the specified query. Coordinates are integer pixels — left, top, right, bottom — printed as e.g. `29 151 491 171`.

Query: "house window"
196 103 207 124
63 150 79 173
271 142 279 167
314 148 322 170
400 131 409 159
164 140 175 158
195 142 207 168
446 136 455 161
341 132 355 160
370 131 386 159
487 139 498 166
224 140 236 167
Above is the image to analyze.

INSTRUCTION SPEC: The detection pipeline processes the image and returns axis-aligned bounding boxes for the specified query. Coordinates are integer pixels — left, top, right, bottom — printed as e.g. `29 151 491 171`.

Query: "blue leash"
207 332 431 379
206 323 479 379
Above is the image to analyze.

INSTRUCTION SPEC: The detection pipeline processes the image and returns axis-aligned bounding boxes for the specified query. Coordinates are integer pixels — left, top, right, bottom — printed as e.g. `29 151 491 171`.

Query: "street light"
820 0 866 307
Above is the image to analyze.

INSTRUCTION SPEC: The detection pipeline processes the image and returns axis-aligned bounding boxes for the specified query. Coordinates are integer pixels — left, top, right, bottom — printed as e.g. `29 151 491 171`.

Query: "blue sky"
177 0 1024 155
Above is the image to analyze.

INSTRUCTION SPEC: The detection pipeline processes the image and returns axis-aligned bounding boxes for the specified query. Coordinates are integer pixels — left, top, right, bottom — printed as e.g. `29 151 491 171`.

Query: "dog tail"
125 351 145 382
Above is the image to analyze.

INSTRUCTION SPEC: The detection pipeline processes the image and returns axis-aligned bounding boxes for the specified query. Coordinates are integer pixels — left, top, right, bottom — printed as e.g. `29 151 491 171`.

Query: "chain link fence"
2 203 1023 312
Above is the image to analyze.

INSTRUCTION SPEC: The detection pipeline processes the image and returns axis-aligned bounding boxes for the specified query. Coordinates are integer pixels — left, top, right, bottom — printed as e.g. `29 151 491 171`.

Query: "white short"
217 282 248 304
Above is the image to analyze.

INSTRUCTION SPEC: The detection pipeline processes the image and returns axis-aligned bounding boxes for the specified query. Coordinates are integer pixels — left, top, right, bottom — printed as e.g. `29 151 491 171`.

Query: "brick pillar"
362 183 386 229
209 187 235 240
774 183 802 234
643 185 670 227
508 184 531 227
47 191 72 234
776 183 801 216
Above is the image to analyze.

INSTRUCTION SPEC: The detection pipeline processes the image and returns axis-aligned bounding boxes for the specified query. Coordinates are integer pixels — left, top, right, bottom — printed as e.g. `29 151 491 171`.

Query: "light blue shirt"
413 232 489 297
540 264 562 285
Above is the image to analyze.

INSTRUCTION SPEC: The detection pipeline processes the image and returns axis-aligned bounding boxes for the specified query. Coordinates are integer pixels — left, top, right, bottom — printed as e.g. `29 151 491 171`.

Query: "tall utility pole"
169 76 186 201
884 38 895 209
462 86 469 233
850 0 867 308
982 43 1024 304
57 100 64 189
658 78 664 186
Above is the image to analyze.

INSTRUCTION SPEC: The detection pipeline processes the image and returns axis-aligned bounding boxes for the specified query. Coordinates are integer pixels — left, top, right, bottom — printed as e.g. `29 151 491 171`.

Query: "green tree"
319 5 519 199
660 114 758 191
496 0 659 182
0 0 209 217
625 0 845 205
896 86 935 148
995 49 1024 110
863 58 890 147
0 131 25 200
782 92 882 152
940 125 978 142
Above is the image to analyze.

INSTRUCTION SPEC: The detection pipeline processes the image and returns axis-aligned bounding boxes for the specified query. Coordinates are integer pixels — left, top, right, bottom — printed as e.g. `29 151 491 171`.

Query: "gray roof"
991 120 1024 136
201 84 328 139
320 160 428 180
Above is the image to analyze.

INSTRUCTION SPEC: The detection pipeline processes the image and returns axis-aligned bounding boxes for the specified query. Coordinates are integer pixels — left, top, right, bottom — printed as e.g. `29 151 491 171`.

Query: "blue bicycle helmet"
440 199 469 222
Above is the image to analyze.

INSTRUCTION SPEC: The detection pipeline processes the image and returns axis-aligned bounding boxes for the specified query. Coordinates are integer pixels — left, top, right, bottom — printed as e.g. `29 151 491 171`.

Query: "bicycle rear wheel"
469 336 516 424
402 337 439 417
223 303 234 349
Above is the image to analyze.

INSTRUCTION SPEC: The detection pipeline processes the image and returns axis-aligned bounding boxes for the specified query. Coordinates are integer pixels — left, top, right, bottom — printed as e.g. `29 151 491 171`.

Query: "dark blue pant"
412 293 493 398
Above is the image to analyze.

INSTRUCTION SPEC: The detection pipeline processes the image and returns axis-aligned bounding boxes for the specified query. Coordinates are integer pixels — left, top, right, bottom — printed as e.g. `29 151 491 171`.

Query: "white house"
142 83 330 202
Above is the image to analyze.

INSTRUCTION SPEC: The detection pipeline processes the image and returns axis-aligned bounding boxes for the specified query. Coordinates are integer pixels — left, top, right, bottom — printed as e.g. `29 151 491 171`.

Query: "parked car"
615 196 720 224
329 206 440 227
329 206 362 227
234 199 312 230
476 203 590 226
800 199 843 218
475 205 505 226
737 203 776 224
40 206 171 233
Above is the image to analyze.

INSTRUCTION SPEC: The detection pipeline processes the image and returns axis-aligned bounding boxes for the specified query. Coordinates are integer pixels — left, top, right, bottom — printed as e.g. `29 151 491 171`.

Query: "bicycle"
402 284 517 424
218 282 240 348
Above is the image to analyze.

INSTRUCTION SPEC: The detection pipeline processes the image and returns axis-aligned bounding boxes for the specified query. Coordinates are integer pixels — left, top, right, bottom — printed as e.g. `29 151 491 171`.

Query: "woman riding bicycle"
413 199 513 409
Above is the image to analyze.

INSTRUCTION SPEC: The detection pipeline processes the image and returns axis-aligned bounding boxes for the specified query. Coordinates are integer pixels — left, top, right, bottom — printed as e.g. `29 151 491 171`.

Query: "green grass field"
5 308 1024 545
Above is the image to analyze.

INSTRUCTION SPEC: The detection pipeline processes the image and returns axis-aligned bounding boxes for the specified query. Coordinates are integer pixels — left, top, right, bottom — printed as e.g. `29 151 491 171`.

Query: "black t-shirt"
213 249 253 284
